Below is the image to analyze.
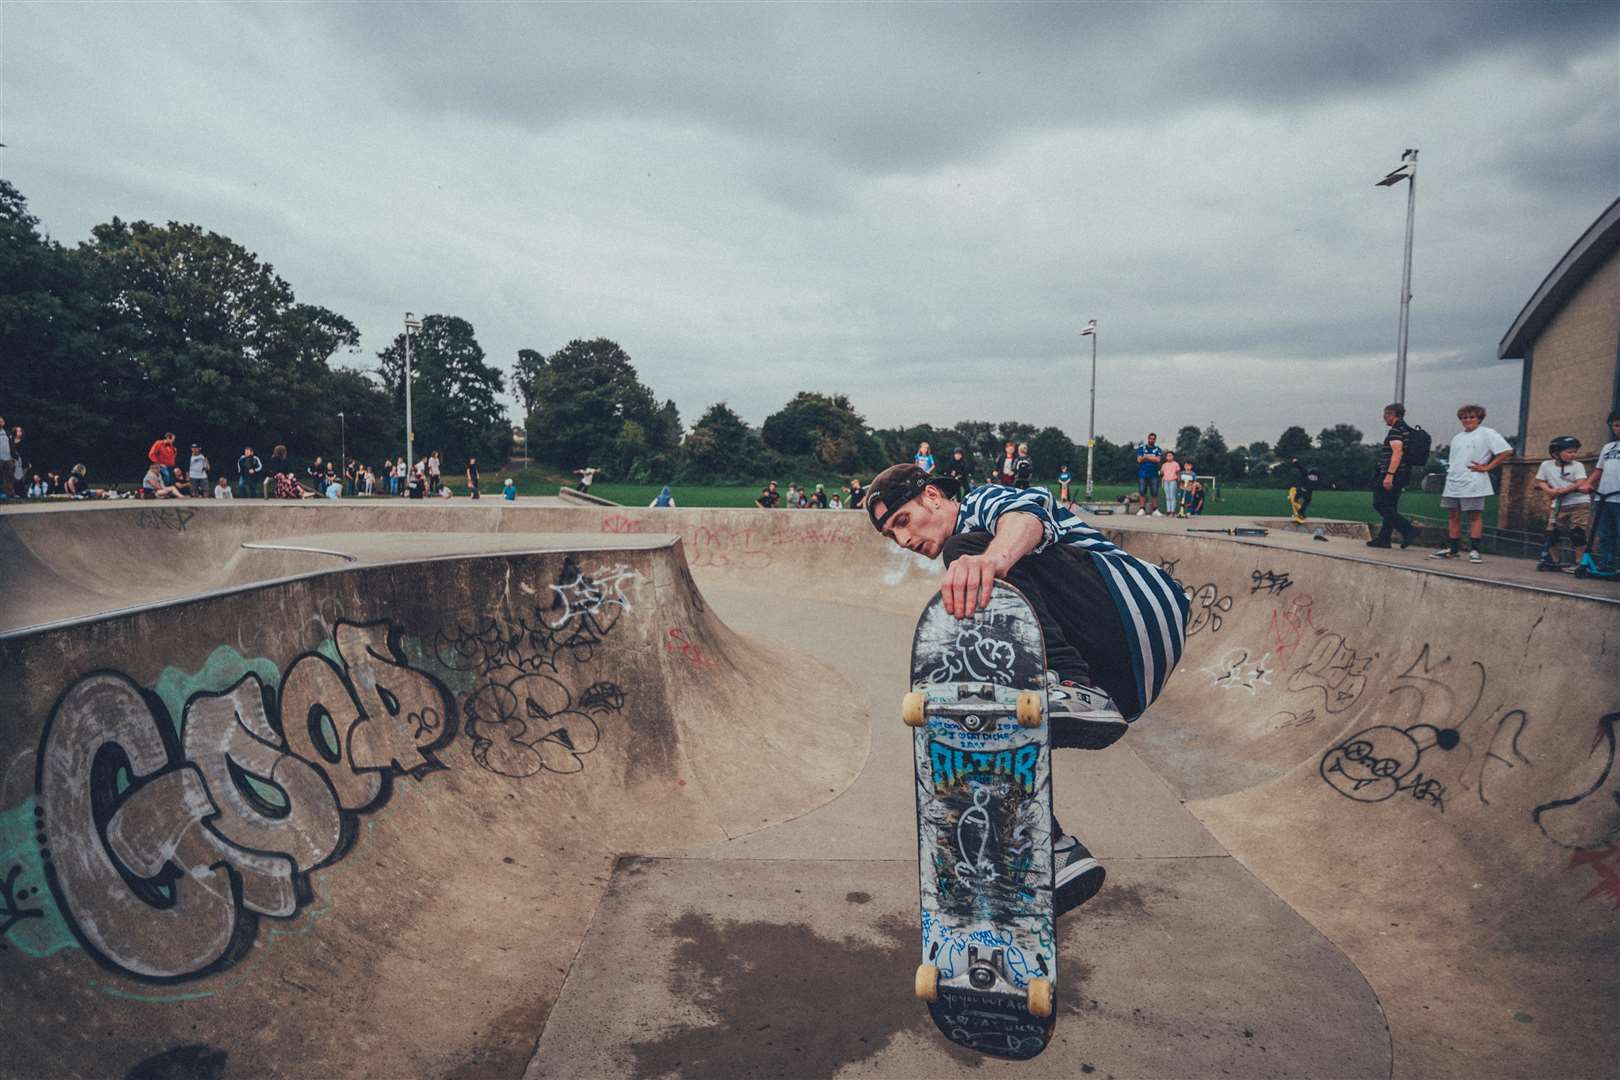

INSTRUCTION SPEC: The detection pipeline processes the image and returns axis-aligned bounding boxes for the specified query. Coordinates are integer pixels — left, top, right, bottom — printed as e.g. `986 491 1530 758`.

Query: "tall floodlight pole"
1377 149 1419 403
338 411 346 492
403 313 421 482
1081 319 1098 498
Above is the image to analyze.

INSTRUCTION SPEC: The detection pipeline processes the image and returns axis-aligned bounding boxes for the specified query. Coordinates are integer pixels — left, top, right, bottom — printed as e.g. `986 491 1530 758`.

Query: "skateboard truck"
902 685 1045 730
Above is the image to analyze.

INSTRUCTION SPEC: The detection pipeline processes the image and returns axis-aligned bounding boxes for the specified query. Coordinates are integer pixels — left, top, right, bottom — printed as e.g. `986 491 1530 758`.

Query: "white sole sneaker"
1045 676 1128 749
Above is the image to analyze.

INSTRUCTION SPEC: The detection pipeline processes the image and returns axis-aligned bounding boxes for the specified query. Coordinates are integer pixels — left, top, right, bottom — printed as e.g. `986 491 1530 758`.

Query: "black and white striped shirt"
954 484 1189 715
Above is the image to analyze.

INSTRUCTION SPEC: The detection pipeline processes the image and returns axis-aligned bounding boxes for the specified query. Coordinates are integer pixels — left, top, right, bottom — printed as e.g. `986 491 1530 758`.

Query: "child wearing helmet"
1535 436 1589 571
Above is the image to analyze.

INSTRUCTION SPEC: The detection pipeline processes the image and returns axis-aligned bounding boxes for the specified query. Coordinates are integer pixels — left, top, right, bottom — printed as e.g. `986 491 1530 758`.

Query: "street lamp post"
1377 149 1419 403
1081 319 1098 499
403 313 420 490
337 411 346 495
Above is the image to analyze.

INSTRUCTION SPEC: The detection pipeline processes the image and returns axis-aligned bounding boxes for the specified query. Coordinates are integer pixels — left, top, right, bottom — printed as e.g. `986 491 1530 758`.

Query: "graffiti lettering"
546 559 642 633
666 627 715 669
0 864 44 940
1201 648 1272 695
1564 844 1620 909
1265 593 1315 666
462 673 620 778
1184 583 1233 636
31 621 454 983
1533 712 1620 850
135 508 194 532
1249 569 1294 596
1287 631 1376 714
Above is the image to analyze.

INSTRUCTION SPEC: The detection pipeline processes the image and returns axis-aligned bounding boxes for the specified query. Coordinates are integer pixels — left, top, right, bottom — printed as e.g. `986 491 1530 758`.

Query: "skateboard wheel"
902 692 927 727
1026 977 1054 1018
915 963 940 1003
1016 691 1042 728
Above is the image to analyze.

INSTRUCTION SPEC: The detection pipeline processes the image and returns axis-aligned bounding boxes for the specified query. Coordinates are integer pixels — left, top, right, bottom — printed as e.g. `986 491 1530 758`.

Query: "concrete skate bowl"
0 501 1616 1079
0 517 870 1079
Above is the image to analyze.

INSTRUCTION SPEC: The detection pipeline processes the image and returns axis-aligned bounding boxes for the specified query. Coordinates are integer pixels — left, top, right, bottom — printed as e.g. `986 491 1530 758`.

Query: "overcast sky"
5 2 1617 446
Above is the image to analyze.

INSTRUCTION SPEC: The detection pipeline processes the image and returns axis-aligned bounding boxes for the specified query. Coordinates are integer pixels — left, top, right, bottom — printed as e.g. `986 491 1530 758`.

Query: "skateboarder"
866 463 1189 915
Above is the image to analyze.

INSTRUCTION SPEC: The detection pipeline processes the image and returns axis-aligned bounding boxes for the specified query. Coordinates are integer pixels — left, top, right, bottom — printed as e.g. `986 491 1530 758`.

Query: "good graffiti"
31 621 455 982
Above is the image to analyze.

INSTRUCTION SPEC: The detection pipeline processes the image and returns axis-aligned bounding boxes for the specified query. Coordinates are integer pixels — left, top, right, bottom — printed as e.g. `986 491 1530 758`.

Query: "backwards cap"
866 463 960 531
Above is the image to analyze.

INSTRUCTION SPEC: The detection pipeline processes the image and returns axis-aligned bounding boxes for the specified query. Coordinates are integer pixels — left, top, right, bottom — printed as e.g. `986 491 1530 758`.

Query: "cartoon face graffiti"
1320 723 1458 807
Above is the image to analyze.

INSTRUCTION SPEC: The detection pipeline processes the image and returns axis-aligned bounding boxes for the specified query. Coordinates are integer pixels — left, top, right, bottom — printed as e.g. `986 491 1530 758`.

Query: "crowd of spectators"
0 417 501 505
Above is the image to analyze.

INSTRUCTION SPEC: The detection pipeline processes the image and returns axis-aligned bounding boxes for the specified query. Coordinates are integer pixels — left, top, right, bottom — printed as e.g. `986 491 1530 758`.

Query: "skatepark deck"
1 501 1616 1079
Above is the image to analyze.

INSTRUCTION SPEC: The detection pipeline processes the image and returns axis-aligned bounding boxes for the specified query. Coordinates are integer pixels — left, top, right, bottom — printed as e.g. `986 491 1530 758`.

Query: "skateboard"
904 581 1056 1060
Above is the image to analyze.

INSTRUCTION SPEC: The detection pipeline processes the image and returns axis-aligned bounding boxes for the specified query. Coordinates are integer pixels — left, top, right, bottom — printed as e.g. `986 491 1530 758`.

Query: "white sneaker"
1430 547 1457 559
1468 549 1483 564
1152 509 1163 516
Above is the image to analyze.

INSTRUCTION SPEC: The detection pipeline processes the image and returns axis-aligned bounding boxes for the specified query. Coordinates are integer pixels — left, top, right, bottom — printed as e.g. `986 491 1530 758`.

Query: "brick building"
1496 197 1620 532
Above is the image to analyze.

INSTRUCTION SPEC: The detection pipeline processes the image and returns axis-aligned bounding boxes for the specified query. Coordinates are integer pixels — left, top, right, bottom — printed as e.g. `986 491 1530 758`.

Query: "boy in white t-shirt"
1430 404 1513 564
1534 436 1588 571
1586 410 1620 576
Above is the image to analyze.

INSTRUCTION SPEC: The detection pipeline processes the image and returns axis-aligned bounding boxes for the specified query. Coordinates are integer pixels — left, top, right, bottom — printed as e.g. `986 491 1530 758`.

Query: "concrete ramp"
2 502 1616 1079
1111 530 1620 1080
0 531 864 1078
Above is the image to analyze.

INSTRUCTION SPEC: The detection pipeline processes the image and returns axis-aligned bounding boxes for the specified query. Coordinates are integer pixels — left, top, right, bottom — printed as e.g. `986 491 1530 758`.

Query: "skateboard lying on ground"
904 581 1056 1060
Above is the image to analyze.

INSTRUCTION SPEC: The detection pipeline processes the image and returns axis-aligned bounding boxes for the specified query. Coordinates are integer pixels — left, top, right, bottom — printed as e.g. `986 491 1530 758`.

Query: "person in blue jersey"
865 462 1190 916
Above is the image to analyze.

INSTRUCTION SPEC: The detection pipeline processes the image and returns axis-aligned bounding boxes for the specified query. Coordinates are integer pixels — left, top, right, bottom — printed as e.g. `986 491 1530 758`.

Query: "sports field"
484 467 1488 527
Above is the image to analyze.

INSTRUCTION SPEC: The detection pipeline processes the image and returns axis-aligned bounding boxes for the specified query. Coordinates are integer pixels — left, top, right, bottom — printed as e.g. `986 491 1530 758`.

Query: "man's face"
1609 419 1620 440
1459 414 1482 432
873 486 956 560
1146 434 1157 445
1383 410 1400 428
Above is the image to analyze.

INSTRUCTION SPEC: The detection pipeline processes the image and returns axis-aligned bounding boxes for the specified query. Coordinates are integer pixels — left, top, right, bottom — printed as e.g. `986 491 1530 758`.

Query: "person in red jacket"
147 432 178 484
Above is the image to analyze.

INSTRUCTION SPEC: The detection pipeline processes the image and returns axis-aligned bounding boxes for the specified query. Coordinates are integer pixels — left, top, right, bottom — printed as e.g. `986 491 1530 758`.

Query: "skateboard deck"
905 581 1056 1060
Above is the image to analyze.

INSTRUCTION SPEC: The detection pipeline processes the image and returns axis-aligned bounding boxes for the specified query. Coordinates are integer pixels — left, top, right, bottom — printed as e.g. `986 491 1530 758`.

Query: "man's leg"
941 532 1142 723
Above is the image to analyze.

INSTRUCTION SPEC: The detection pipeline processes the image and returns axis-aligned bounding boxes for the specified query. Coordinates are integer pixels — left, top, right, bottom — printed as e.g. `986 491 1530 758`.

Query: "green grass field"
472 465 1481 526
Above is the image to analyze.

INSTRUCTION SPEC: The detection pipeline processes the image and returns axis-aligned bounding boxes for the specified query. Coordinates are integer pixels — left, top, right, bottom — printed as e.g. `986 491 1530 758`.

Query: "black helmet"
1549 435 1581 455
952 447 964 455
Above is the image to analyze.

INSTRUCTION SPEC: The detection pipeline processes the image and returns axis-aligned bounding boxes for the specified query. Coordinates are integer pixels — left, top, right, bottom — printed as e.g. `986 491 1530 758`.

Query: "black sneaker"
1053 834 1105 916
1045 671 1128 749
1399 527 1417 550
1365 538 1392 548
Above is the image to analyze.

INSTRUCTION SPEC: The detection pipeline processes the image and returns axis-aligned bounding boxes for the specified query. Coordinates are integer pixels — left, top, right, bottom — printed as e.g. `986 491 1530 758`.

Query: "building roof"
1498 196 1620 359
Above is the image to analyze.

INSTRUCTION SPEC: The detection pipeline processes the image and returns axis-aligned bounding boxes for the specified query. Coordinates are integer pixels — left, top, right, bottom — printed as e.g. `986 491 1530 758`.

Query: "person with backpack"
1367 402 1425 549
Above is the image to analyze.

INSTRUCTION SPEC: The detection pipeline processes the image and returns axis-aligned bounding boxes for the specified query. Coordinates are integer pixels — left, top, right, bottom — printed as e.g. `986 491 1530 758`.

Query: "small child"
1183 478 1206 516
213 476 234 499
1431 404 1513 564
1013 443 1034 489
1176 460 1198 518
863 464 1189 917
503 477 517 501
1535 436 1587 570
1056 464 1073 504
1288 458 1320 524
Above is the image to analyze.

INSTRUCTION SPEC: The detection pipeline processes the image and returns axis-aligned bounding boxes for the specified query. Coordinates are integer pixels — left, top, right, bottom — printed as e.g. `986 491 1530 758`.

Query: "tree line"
3 180 1437 491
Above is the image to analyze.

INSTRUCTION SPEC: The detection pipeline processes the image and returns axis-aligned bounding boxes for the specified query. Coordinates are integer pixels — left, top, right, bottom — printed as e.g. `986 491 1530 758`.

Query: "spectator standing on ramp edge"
863 463 1189 918
1431 404 1512 564
1135 433 1162 512
1368 403 1419 549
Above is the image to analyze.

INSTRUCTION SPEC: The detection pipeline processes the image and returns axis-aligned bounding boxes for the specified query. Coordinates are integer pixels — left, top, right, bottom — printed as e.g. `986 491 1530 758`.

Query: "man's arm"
1383 439 1404 488
1470 450 1513 473
942 511 1045 619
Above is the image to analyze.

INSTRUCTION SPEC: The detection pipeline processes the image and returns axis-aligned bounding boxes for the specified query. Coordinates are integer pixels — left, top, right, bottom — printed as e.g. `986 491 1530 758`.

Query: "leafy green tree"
1225 447 1251 480
762 392 875 472
520 338 664 473
680 402 765 482
1174 425 1202 462
513 348 546 415
377 314 511 467
1275 426 1312 460
1028 427 1078 482
1 181 115 474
